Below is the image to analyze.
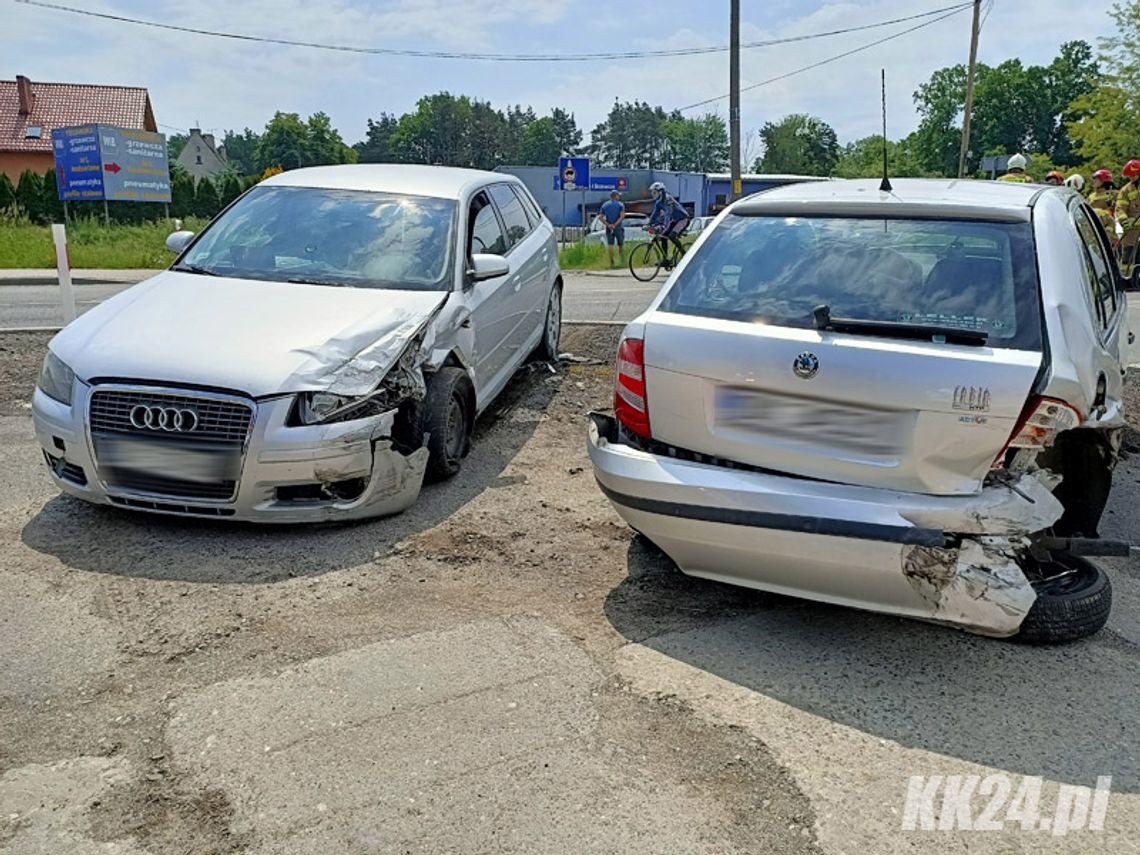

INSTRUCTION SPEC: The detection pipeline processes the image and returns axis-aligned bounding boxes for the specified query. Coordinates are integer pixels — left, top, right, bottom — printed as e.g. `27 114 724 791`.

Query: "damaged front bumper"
587 414 1066 636
33 384 429 524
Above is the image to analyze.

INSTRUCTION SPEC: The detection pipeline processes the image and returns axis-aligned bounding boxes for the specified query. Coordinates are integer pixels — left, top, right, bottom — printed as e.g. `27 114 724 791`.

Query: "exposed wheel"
418 367 474 481
1015 553 1112 644
629 241 664 282
533 283 562 361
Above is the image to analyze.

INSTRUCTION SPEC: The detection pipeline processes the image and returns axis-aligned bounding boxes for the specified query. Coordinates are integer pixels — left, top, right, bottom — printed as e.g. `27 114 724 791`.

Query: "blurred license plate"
94 436 240 483
714 387 905 456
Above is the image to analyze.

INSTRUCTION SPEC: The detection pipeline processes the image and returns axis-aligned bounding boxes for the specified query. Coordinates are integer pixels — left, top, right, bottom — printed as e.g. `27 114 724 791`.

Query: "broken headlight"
295 390 390 426
38 350 75 405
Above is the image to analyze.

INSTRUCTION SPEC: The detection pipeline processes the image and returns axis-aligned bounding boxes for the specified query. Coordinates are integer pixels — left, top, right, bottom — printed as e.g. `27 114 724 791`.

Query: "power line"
677 4 971 111
13 0 972 63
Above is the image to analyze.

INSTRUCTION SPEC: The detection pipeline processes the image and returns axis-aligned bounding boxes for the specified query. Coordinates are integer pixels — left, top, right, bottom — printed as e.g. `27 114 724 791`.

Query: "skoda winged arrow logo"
792 352 820 380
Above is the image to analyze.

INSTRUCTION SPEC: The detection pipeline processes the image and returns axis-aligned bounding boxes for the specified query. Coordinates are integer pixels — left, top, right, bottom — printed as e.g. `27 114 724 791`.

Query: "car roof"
732 177 1055 222
261 164 516 200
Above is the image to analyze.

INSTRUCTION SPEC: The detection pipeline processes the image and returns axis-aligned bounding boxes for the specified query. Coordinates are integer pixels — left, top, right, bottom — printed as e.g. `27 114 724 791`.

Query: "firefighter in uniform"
997 153 1033 183
1088 169 1116 234
1045 170 1065 186
1115 160 1140 272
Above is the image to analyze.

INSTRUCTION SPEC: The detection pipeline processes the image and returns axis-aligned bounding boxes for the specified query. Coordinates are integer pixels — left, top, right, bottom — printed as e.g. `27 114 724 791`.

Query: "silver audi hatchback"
590 178 1133 642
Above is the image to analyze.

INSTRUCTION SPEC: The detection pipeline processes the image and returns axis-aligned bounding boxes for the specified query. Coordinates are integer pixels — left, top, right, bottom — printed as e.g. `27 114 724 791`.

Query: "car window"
659 214 1043 351
512 185 542 228
470 195 508 256
178 186 456 291
489 184 531 248
1072 205 1117 326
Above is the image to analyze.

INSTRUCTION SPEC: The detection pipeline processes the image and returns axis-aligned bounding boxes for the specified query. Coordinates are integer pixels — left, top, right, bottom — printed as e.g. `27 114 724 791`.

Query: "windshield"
177 186 457 290
660 214 1043 350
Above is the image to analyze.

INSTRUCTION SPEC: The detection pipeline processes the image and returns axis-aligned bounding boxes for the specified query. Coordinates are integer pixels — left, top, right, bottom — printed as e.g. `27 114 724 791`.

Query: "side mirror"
166 230 195 254
469 253 510 282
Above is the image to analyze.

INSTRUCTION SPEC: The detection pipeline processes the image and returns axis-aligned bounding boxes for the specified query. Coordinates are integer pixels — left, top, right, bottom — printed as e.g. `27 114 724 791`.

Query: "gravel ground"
4 328 1140 854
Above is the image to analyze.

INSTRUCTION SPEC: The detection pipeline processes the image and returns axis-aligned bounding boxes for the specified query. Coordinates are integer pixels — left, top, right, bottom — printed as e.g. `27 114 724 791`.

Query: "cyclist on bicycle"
648 181 690 261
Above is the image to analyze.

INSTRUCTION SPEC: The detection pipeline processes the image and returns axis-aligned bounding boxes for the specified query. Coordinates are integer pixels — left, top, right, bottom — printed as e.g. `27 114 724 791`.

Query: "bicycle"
628 226 686 282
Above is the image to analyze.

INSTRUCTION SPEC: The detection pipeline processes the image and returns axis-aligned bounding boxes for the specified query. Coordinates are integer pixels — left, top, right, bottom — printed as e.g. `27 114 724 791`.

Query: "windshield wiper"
171 263 218 276
812 304 989 346
286 277 348 287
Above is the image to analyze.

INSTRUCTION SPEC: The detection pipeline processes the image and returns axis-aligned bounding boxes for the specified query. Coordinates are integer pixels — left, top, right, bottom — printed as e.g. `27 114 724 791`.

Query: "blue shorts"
605 226 624 246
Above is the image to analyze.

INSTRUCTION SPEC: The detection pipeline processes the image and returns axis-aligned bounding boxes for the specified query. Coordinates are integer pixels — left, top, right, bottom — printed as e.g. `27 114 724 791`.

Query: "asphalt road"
0 269 661 330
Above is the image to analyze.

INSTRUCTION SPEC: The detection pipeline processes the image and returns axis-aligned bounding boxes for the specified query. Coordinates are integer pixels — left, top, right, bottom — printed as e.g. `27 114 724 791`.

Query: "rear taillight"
1001 396 1082 455
615 338 651 439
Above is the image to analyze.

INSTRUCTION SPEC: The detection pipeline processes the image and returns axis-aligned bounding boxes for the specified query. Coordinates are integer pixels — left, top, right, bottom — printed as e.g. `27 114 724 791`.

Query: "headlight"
38 351 75 405
295 390 389 426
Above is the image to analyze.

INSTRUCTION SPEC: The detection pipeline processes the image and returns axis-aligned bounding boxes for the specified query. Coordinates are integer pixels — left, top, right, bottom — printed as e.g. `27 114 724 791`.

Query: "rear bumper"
587 414 1066 636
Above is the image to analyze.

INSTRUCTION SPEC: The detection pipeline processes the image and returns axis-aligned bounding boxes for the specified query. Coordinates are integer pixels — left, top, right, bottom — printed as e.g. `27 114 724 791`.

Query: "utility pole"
957 0 982 179
729 0 741 200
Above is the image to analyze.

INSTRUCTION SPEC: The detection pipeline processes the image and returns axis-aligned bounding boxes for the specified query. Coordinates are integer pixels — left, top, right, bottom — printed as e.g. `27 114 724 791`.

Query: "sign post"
556 157 591 241
50 224 76 324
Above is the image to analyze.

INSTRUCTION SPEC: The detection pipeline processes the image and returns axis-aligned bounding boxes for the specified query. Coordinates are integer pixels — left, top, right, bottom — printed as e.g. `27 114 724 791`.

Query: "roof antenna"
879 68 892 193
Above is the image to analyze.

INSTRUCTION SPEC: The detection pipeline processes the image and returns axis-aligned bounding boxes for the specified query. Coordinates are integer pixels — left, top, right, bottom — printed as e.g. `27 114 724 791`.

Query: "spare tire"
1016 553 1112 644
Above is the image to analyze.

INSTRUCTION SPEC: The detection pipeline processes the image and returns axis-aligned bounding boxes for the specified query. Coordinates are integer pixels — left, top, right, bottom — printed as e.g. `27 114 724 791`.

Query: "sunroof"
25 126 42 139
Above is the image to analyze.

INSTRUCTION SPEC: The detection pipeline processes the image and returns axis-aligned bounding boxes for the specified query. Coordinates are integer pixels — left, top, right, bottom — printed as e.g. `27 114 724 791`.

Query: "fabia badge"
793 351 820 380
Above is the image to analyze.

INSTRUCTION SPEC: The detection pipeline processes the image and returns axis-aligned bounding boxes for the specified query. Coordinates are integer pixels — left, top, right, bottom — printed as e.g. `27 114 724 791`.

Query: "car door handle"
1130 331 1136 345
513 278 521 292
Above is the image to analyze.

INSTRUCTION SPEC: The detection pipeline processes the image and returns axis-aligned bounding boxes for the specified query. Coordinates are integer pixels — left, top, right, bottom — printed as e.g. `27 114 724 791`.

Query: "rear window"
660 215 1043 350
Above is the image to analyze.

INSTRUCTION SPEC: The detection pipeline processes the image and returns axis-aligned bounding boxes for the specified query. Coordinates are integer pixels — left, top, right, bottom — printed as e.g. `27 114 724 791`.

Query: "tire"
532 283 562 362
629 241 664 282
1015 553 1112 644
417 367 474 481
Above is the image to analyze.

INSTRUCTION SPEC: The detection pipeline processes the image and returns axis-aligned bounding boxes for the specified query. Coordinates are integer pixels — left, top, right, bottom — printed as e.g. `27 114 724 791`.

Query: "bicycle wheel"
629 240 665 282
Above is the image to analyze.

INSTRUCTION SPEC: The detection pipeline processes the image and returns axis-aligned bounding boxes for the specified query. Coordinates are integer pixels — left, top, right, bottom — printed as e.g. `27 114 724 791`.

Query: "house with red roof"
0 75 158 182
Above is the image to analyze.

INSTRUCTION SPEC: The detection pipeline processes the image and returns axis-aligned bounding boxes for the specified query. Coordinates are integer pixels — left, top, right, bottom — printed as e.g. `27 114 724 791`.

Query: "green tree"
663 114 729 172
193 176 220 218
39 169 64 222
221 128 261 175
1069 3 1140 169
835 135 931 178
517 116 560 165
166 132 189 161
305 111 357 165
256 112 310 171
590 100 674 168
389 93 475 165
171 168 195 218
550 107 582 157
0 173 15 211
15 169 43 222
754 114 839 175
354 113 399 163
219 173 243 208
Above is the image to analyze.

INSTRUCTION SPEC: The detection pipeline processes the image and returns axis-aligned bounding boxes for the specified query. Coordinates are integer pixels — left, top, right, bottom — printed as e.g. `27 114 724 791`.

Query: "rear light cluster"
615 338 651 439
996 397 1082 464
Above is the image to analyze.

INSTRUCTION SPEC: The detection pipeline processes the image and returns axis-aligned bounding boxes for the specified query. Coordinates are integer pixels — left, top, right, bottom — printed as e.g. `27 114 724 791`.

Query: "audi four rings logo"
129 404 200 432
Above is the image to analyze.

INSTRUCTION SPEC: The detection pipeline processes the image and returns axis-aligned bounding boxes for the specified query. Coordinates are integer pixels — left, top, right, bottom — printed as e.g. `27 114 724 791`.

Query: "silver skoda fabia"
33 165 562 522
590 178 1134 642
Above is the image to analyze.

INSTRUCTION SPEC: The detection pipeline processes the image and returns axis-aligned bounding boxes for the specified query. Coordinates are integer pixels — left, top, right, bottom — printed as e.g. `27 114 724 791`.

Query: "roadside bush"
193 177 220 218
39 169 64 224
219 173 243 209
0 173 15 211
171 171 195 218
15 170 43 223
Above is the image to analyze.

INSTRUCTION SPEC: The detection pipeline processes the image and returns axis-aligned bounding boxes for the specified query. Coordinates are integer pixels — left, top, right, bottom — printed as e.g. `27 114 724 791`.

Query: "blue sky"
6 0 1122 157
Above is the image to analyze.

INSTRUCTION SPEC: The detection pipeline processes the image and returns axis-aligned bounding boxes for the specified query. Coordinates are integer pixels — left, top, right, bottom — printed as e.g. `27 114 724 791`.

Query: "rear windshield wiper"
171 263 218 276
812 304 989 346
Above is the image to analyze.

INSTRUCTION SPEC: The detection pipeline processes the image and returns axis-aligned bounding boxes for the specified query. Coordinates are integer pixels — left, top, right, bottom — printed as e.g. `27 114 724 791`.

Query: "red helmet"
1094 168 1113 184
1045 170 1064 184
1124 160 1140 179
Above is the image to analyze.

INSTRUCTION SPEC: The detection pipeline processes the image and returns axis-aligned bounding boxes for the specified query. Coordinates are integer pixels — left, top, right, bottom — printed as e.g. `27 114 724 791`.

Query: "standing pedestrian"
598 190 626 267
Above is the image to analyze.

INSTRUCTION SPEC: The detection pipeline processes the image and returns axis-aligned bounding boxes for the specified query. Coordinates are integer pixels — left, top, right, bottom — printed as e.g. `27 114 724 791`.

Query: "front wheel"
629 240 664 282
1015 553 1112 644
417 367 474 481
533 283 562 361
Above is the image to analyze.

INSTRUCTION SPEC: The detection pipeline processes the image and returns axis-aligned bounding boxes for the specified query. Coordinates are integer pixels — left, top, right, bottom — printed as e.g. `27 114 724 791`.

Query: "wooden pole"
957 0 983 179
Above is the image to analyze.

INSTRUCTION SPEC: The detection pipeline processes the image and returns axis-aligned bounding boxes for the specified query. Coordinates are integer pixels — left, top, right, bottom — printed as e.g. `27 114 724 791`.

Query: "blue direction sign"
588 176 629 193
556 157 590 191
52 124 171 203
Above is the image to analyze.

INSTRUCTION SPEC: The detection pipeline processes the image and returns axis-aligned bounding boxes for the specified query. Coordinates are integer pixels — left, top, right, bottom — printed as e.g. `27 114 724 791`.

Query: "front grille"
89 389 252 443
88 386 254 502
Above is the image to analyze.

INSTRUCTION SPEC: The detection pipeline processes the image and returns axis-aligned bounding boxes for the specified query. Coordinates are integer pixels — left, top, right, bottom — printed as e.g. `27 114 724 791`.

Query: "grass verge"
0 217 209 269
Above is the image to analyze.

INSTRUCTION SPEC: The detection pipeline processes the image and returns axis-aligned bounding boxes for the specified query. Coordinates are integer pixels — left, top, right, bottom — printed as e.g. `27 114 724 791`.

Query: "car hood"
51 271 450 398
